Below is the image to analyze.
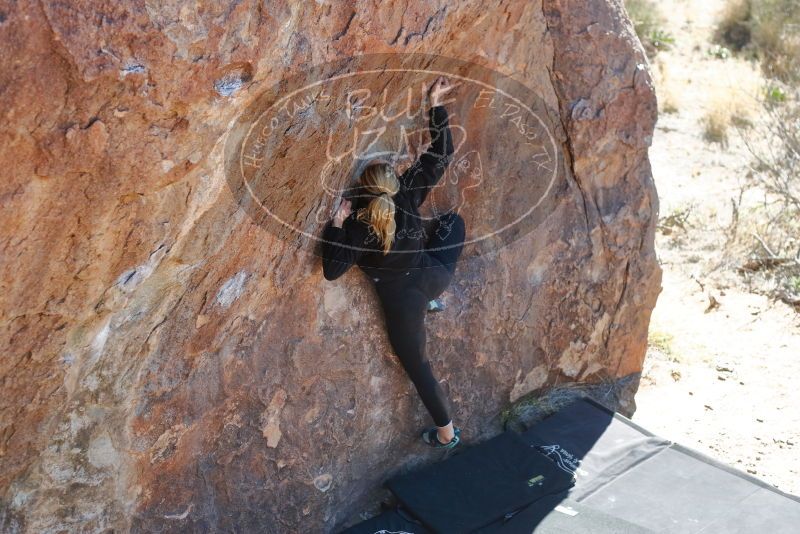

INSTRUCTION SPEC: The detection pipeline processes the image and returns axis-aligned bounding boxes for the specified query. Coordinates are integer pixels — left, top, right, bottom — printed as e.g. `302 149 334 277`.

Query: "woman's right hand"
428 75 454 107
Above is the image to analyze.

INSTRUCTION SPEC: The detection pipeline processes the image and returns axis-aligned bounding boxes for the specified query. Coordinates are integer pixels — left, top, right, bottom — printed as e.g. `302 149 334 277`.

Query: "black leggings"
374 212 466 427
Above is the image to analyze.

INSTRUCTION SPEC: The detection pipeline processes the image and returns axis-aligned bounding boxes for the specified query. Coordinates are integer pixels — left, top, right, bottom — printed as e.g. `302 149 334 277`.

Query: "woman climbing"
320 75 466 449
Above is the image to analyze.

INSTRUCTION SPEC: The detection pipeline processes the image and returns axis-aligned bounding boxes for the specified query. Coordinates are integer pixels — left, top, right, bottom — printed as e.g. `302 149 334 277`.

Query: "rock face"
0 0 660 532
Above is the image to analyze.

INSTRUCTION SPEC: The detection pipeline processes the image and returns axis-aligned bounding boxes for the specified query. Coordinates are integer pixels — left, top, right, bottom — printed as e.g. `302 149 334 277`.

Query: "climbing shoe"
427 298 446 313
421 426 461 449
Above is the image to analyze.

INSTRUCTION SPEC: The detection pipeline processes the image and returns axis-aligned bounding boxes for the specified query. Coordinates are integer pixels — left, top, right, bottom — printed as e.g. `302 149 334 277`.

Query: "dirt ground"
628 0 800 496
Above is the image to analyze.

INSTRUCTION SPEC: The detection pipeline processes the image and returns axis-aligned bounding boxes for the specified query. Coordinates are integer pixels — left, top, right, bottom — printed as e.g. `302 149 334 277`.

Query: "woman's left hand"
333 197 352 228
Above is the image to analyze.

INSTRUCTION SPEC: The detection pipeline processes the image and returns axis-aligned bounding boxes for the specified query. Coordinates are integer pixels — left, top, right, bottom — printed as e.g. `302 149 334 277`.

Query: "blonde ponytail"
355 162 400 255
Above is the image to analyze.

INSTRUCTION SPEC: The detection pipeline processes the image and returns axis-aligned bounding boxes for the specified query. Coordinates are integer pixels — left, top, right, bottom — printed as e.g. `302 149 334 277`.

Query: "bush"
734 89 800 308
717 0 753 50
715 0 800 83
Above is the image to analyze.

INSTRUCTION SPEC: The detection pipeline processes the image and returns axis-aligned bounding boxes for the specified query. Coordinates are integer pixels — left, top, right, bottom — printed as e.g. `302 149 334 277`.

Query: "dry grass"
651 34 762 125
701 90 756 146
726 200 800 307
648 330 676 357
653 60 681 114
662 98 680 114
702 107 731 145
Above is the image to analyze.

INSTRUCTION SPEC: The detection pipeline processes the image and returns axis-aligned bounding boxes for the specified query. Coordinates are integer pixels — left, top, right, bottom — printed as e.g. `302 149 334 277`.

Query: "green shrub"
624 0 676 57
765 85 787 103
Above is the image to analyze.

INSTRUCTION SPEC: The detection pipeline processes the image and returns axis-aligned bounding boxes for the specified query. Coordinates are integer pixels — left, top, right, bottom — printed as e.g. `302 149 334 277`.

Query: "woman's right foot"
422 426 461 449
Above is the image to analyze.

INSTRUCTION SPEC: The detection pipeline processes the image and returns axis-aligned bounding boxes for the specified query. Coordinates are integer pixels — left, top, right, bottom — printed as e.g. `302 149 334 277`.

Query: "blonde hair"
355 162 400 255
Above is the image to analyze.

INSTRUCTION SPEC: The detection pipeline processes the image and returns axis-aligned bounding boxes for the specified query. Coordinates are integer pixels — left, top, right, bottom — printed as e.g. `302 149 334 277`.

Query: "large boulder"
0 0 660 531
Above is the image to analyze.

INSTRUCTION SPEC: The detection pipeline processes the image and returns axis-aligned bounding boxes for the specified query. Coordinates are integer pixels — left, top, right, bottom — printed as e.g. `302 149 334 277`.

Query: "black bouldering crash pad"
519 397 800 533
384 430 576 533
339 397 800 534
338 506 433 534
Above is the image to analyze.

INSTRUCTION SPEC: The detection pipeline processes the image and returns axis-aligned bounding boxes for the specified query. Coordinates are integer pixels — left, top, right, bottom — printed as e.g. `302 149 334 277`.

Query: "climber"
321 75 465 449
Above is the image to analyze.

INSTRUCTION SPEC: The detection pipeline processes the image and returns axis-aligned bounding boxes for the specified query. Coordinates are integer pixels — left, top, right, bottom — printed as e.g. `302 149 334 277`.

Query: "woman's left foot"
427 298 445 313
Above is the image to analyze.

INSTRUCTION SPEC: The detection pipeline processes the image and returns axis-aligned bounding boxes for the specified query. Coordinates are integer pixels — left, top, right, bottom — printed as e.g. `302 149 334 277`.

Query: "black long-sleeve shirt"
321 105 455 282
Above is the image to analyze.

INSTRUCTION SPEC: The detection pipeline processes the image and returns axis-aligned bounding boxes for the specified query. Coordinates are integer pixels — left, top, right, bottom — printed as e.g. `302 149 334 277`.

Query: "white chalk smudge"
164 504 193 520
216 271 248 308
120 62 146 76
115 244 168 293
91 318 111 358
87 434 119 469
